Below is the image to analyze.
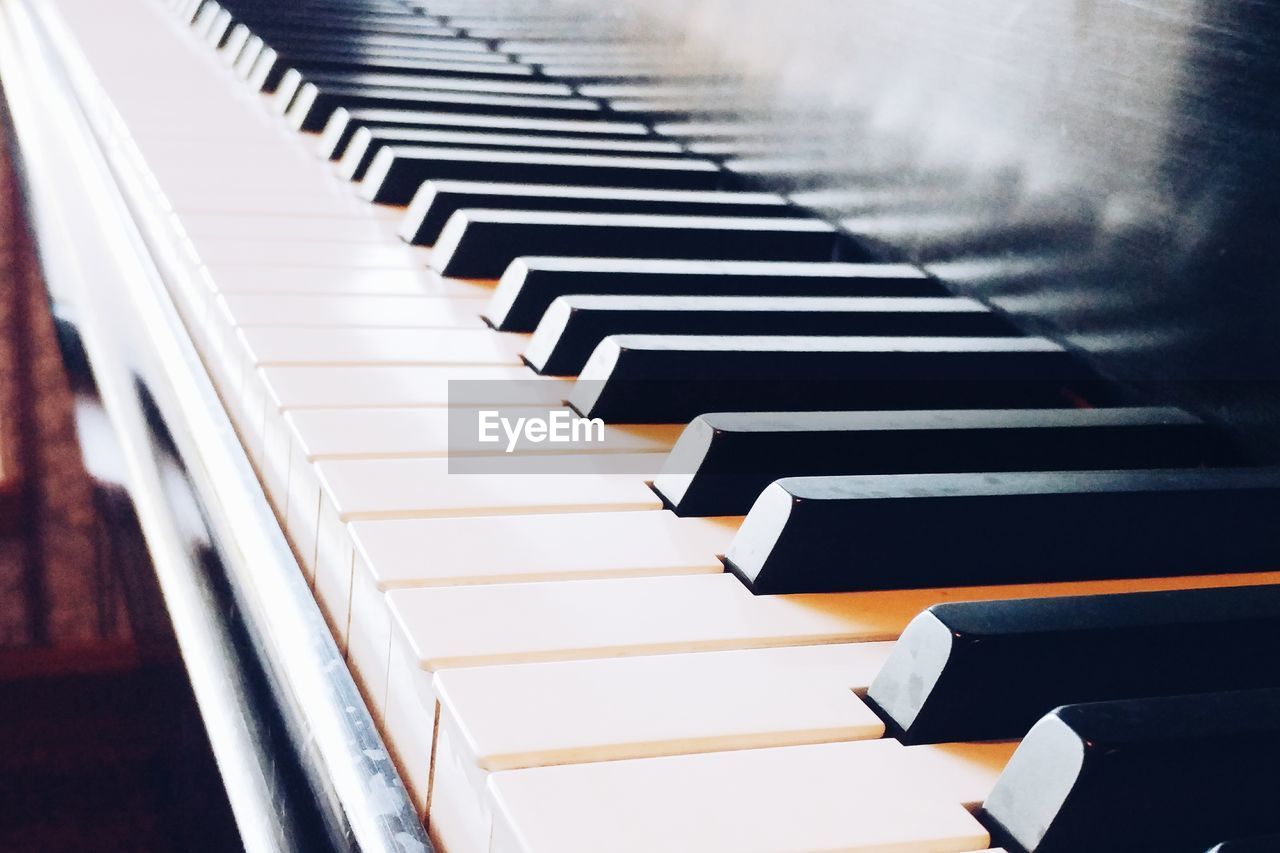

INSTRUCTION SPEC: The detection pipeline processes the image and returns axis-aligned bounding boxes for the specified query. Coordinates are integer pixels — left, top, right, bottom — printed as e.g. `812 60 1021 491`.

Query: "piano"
4 0 1280 850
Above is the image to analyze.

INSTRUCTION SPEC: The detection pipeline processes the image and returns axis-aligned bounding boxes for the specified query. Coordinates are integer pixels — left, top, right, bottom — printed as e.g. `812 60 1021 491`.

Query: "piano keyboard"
32 0 1280 850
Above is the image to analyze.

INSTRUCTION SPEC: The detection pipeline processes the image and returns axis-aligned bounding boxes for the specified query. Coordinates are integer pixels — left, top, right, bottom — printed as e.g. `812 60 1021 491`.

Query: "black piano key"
486 259 943 331
525 295 1012 376
319 108 647 163
231 14 457 38
429 211 839 278
287 82 601 132
338 129 682 182
248 43 516 93
318 107 649 162
1204 836 1280 853
866 585 1280 746
272 69 570 117
400 181 795 245
981 690 1280 853
723 467 1280 595
653 406 1223 517
359 148 721 205
569 334 1089 423
240 24 488 52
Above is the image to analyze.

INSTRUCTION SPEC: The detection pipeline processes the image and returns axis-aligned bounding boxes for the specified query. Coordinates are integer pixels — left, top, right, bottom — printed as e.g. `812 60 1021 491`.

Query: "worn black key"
485 259 942 332
338 129 682 181
724 467 1280 595
318 108 649 162
272 69 571 118
287 82 601 131
654 406 1223 516
430 211 838 278
867 585 1280 745
570 334 1089 423
360 148 721 205
401 181 795 245
982 690 1280 853
526 295 1012 375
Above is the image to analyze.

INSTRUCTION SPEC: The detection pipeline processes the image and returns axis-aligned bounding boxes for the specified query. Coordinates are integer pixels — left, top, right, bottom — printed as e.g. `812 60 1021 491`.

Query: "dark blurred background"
0 116 240 853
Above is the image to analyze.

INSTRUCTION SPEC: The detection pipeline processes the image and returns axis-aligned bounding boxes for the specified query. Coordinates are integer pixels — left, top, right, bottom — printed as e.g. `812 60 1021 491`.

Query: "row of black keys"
180 4 1280 852
192 0 1280 598
863 584 1280 853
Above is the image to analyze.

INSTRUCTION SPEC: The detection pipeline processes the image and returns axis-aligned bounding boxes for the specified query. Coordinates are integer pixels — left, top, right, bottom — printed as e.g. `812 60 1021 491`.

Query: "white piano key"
176 211 402 243
426 643 892 847
231 327 525 427
206 264 492 297
236 327 523 369
218 293 486 329
386 570 1280 672
189 237 430 269
486 739 1010 853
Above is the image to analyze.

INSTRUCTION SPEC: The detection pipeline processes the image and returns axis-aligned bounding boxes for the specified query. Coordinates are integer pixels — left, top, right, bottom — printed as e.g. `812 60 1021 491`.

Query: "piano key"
486 259 945 332
570 335 1087 423
207 264 489 298
525 295 1012 375
317 108 650 163
435 642 891 770
288 408 680 461
981 690 1280 853
266 52 537 85
654 406 1223 517
338 128 683 181
241 27 490 54
352 510 734 590
235 326 525 368
287 82 602 132
217 293 486 329
256 363 568 416
360 147 722 205
191 237 427 269
249 44 519 93
486 740 1010 853
429 212 840 278
272 69 572 118
175 211 401 244
1204 836 1280 853
400 181 794 246
867 584 1280 744
725 467 1280 595
426 643 893 846
385 571 1280 673
232 17 459 40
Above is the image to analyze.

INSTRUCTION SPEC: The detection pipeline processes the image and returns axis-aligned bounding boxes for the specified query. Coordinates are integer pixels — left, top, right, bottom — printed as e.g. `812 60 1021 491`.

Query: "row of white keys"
295 413 678 643
382 569 1280 845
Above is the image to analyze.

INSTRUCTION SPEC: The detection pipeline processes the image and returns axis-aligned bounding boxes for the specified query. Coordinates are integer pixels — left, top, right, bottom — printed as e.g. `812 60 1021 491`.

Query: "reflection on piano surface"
5 0 1280 850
